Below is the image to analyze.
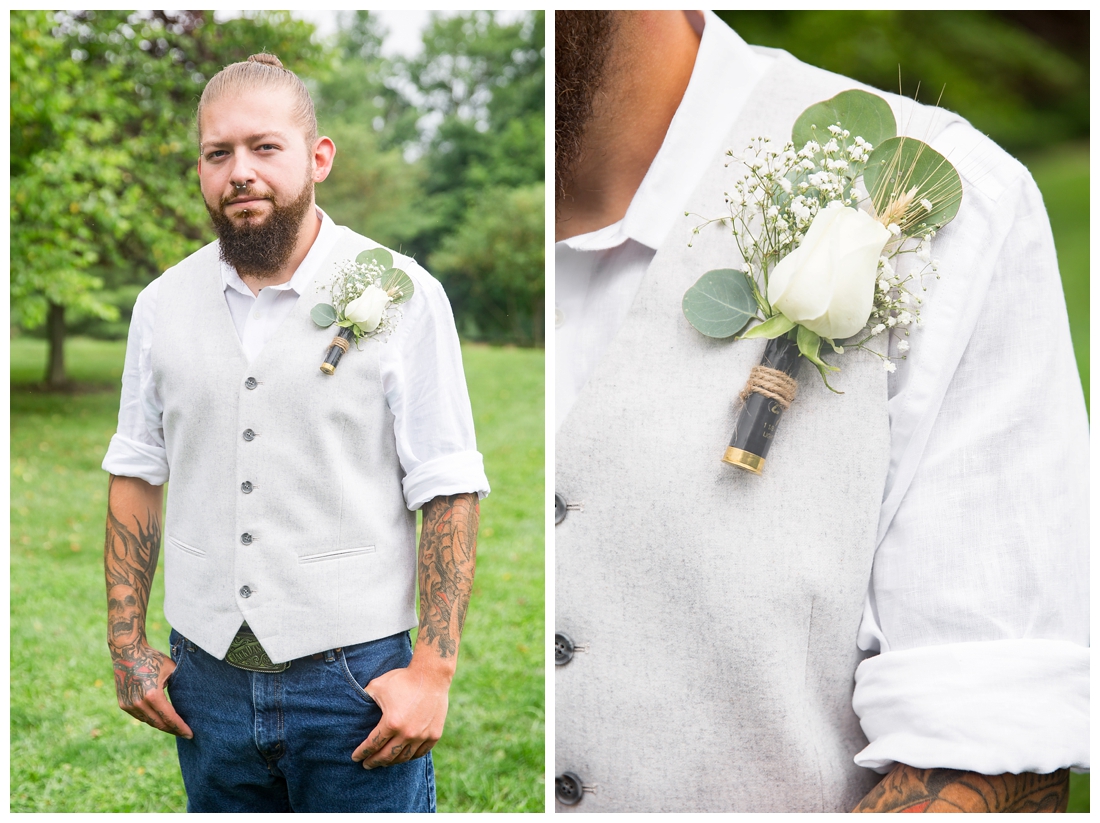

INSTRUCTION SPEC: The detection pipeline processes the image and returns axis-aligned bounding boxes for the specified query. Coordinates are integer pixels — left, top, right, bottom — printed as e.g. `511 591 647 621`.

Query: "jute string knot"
329 336 350 353
739 365 798 409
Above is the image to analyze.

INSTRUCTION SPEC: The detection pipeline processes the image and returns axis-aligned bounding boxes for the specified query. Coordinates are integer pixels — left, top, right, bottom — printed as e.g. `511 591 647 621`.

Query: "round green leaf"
863 136 963 232
310 302 337 328
792 89 896 151
682 268 757 339
356 247 394 271
381 267 415 305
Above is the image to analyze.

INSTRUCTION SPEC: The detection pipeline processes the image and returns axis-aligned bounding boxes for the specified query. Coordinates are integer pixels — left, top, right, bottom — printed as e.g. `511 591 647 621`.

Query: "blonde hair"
197 53 317 145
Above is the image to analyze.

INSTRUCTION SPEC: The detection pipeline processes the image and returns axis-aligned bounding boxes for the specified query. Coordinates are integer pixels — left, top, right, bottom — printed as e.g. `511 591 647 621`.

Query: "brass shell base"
320 363 336 375
722 446 765 475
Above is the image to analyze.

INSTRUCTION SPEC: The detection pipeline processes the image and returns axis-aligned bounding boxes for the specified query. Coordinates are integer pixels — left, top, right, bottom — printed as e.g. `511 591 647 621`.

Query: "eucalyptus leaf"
380 267 415 305
682 268 757 339
863 136 962 232
740 312 795 341
310 302 337 329
792 89 896 151
356 247 394 271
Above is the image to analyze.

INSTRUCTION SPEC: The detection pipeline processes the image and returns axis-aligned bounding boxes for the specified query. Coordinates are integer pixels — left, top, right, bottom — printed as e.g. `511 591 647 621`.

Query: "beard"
205 173 315 278
555 10 617 203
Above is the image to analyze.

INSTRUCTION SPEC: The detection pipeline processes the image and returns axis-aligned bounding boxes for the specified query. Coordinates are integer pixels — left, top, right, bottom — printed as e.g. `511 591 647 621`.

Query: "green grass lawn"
10 337 544 812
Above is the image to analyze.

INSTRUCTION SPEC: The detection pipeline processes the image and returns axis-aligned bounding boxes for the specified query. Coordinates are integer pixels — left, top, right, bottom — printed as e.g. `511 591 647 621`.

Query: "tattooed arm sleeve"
104 474 191 737
415 492 480 666
853 764 1070 813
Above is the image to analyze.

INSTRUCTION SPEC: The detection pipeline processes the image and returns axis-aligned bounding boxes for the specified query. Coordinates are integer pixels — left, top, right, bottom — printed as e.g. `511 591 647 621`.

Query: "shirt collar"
221 206 341 297
559 11 773 254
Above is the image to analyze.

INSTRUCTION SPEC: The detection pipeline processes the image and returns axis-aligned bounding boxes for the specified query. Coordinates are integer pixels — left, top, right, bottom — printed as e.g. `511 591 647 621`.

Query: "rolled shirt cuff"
101 433 169 486
402 450 490 511
853 639 1089 775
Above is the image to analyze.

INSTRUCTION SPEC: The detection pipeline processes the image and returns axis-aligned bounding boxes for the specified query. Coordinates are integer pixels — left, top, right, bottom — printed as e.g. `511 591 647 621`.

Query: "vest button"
555 772 584 806
554 493 566 525
244 377 258 390
239 586 252 598
243 429 255 441
241 481 253 494
555 632 575 666
241 533 253 545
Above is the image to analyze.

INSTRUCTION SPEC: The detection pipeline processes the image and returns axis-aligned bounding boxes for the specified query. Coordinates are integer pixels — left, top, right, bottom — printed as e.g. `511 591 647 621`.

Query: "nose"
229 151 255 191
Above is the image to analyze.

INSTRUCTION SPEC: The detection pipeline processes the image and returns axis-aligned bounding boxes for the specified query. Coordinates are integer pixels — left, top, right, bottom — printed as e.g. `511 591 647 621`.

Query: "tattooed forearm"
416 493 479 660
104 476 163 647
853 764 1070 813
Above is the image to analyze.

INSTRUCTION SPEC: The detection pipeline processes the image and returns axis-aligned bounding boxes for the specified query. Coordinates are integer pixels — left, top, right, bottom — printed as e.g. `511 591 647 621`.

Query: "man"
102 53 488 813
554 11 1087 812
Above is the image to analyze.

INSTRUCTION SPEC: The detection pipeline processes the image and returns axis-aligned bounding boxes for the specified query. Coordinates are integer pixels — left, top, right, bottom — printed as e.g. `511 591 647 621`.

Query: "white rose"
344 284 392 332
767 202 891 340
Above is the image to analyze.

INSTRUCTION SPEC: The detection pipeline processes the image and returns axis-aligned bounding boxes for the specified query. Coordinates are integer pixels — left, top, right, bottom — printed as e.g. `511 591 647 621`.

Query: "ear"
196 157 202 176
311 136 336 183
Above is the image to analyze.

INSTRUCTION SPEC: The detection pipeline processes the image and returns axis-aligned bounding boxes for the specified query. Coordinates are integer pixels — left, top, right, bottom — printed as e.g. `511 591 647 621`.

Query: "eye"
205 149 229 160
258 143 279 152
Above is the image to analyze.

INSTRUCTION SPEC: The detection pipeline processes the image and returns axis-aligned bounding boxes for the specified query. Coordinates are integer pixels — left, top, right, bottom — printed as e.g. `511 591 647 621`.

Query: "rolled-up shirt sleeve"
853 127 1089 775
102 280 170 485
382 260 490 511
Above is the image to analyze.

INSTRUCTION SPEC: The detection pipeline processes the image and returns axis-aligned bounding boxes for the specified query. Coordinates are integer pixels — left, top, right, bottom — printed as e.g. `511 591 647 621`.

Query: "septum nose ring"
234 183 247 192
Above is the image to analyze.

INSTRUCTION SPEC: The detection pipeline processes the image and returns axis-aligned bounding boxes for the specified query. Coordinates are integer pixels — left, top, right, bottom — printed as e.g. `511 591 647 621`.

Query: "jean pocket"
337 649 380 706
166 630 187 690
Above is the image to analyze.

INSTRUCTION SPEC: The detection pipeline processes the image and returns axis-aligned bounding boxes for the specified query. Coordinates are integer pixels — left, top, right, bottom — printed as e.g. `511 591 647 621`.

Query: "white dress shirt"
556 12 1088 775
104 208 490 511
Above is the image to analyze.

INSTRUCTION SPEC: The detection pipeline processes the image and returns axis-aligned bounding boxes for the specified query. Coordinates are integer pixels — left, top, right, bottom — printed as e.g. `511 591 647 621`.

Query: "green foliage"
429 184 545 346
681 268 757 339
792 89 896 152
715 11 1087 153
10 338 544 812
864 137 963 232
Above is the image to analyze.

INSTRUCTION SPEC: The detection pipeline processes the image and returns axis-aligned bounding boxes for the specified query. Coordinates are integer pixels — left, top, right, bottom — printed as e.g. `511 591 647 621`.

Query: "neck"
556 11 702 242
239 205 322 295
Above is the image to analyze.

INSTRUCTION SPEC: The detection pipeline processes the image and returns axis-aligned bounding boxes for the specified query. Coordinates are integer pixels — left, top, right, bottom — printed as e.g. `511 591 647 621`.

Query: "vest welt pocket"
297 545 376 564
167 535 207 558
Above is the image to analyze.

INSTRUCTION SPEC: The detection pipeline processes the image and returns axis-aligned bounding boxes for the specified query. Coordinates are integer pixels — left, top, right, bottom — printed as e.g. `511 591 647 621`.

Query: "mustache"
220 188 274 208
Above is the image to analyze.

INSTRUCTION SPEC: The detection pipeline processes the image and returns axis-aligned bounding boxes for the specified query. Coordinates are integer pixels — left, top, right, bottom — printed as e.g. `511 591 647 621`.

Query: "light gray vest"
152 229 417 664
556 51 959 812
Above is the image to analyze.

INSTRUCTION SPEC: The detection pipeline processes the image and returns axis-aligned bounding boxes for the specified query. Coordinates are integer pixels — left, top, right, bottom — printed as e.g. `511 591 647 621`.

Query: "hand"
351 660 451 769
110 640 193 738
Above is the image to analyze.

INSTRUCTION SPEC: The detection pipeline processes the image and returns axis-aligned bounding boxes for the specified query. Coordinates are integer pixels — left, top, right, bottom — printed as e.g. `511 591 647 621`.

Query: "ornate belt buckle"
224 628 290 673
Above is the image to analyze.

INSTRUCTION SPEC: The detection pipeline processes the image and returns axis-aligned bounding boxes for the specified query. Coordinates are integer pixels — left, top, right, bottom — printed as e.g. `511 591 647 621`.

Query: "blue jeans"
166 628 435 813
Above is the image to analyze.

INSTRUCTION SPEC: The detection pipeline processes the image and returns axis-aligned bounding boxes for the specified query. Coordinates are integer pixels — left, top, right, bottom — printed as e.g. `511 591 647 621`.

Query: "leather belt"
224 623 290 673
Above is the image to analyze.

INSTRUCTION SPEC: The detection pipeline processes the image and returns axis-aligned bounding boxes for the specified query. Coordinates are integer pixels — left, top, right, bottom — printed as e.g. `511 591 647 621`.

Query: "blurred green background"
10 9 544 813
715 10 1089 812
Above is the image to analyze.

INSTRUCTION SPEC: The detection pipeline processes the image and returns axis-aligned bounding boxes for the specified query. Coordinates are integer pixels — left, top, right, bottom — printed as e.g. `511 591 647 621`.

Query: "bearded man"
554 11 1087 813
102 53 488 813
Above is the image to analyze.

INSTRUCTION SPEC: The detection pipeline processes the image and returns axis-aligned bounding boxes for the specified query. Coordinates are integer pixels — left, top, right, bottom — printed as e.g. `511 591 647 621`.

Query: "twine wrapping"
738 365 798 409
329 335 350 353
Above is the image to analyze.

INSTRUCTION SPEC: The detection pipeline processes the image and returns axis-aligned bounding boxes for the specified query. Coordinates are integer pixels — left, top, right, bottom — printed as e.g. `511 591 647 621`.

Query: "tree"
398 11 546 345
429 184 545 347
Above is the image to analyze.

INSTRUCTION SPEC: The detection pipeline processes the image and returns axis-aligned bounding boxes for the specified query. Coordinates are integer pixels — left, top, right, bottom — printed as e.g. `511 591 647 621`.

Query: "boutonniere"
311 247 414 375
682 89 962 474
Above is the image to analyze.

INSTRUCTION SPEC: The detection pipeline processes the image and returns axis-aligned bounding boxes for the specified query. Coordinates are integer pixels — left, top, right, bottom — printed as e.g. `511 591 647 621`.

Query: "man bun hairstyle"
197 52 318 145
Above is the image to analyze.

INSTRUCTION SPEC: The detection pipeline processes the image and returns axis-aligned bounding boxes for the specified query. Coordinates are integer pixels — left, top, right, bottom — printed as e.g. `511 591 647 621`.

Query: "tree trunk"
46 301 67 389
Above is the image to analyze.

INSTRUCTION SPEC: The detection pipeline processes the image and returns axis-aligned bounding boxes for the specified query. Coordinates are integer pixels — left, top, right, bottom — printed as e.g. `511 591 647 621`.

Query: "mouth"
225 196 270 207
